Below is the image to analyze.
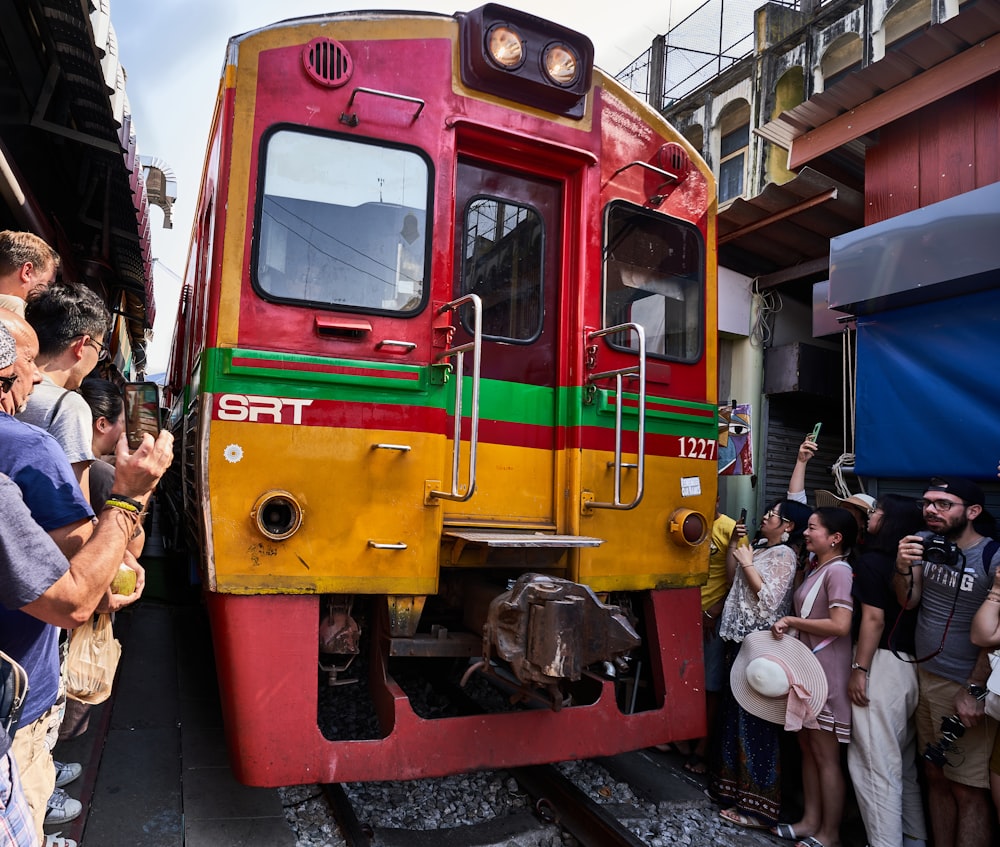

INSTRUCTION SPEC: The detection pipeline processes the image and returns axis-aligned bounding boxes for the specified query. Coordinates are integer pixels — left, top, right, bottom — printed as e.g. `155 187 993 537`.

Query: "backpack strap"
983 539 1000 575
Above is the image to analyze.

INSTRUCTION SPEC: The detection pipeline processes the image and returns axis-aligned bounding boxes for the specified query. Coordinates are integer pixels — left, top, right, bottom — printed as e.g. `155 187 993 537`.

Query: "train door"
444 159 561 528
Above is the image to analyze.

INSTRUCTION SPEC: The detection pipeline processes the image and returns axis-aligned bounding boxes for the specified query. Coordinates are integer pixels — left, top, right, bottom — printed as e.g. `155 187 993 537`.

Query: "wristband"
850 662 869 674
105 497 140 514
108 493 144 511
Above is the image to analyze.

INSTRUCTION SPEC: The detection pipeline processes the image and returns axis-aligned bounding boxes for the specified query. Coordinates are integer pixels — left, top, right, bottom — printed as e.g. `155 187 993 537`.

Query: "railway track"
294 750 790 847
317 762 647 847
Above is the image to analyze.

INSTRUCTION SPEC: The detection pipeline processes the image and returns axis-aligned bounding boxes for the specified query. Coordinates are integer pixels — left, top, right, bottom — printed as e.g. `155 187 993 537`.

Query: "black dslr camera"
923 714 965 766
917 531 960 567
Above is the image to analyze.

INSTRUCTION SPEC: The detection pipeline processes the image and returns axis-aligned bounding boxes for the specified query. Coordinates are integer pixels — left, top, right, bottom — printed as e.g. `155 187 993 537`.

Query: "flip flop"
772 823 801 840
719 808 769 830
795 838 826 847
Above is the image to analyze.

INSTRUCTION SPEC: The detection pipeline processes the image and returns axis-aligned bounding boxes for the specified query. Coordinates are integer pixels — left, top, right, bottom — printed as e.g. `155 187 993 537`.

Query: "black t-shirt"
88 459 115 508
852 548 918 655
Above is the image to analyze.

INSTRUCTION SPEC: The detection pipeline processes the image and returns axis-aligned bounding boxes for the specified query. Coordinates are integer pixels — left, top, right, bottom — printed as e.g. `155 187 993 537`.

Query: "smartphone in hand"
124 382 162 450
738 508 747 523
808 422 822 443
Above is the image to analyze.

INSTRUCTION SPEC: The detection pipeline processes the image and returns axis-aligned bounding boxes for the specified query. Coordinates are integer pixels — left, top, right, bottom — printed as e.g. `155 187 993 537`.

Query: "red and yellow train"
164 4 719 786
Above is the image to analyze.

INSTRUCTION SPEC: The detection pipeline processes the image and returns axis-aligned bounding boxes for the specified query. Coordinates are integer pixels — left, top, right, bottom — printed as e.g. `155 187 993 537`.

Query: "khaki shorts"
916 669 997 789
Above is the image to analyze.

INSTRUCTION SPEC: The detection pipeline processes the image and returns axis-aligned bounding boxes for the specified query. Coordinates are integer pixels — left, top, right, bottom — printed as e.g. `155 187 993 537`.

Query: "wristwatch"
967 683 988 700
850 662 869 674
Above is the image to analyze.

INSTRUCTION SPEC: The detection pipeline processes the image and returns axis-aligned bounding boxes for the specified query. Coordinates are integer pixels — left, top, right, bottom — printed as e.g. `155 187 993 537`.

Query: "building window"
719 122 748 203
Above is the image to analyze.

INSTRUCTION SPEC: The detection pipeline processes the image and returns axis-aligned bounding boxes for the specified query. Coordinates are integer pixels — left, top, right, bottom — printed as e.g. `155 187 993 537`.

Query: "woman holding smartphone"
709 498 812 831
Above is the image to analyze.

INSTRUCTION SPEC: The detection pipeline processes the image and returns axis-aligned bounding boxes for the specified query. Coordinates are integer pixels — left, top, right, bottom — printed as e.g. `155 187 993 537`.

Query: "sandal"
795 838 827 847
683 754 707 775
719 808 769 830
772 823 802 840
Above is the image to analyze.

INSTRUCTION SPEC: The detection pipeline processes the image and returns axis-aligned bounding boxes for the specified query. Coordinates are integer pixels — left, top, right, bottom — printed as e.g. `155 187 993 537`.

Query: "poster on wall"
718 403 753 476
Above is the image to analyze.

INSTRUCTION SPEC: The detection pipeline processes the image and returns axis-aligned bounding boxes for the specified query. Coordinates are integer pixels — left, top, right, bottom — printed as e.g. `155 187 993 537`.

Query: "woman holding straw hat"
709 497 812 831
770 507 857 847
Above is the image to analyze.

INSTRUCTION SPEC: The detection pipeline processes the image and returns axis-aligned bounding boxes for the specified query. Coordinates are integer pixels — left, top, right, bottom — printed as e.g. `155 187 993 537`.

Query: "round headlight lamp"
543 43 580 86
667 508 709 548
487 25 525 69
251 490 303 541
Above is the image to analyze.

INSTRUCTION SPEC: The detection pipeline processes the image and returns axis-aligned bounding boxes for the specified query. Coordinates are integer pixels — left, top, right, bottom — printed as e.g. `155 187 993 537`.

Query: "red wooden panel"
865 114 920 225
974 75 1000 187
924 87 976 205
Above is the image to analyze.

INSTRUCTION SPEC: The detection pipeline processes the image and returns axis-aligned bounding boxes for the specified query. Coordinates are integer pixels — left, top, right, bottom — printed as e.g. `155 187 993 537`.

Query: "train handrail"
428 294 482 502
585 323 646 511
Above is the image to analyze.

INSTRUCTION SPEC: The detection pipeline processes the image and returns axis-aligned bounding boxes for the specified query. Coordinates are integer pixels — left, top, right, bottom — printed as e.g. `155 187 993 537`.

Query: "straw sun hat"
814 490 876 515
730 629 828 731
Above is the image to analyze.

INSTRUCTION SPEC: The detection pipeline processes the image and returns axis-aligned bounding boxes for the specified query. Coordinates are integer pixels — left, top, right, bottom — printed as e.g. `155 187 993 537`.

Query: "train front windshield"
604 202 704 363
253 128 431 314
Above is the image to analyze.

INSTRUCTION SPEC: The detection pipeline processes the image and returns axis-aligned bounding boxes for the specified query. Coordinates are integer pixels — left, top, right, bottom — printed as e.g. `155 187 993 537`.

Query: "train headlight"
487 24 524 69
542 43 579 86
459 4 594 119
667 508 709 547
251 490 303 541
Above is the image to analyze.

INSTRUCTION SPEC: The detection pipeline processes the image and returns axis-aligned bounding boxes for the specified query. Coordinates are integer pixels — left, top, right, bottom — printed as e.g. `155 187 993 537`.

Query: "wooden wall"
864 72 1000 226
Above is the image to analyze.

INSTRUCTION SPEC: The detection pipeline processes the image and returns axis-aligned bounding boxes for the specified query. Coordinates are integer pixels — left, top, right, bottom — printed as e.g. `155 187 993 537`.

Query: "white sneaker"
44 787 82 825
53 760 82 788
44 833 77 847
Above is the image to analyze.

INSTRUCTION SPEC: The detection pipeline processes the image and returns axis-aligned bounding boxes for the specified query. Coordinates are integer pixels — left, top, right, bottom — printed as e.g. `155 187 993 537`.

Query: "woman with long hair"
710 497 813 830
771 506 857 847
846 494 927 847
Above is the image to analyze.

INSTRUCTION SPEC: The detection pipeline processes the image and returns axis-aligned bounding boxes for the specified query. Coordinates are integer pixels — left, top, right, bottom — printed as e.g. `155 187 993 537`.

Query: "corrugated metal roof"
718 167 863 277
757 0 1000 151
720 0 999 280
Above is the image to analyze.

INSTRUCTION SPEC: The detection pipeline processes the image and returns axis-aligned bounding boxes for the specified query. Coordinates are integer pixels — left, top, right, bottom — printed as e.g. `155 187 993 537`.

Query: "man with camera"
895 477 998 847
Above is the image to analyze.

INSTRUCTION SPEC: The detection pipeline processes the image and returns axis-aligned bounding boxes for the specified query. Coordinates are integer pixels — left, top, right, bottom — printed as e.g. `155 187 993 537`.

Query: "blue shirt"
0 413 93 724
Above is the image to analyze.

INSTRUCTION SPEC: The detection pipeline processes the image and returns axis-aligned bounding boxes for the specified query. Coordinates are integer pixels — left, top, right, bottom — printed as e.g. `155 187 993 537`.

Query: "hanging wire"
750 278 782 348
831 323 863 497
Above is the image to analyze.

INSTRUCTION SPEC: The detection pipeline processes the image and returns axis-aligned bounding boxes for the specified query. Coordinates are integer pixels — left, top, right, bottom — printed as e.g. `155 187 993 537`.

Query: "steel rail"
510 764 649 847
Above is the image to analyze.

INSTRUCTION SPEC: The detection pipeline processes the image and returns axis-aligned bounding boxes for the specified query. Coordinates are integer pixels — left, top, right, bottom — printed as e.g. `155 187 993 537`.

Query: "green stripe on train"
198 348 718 437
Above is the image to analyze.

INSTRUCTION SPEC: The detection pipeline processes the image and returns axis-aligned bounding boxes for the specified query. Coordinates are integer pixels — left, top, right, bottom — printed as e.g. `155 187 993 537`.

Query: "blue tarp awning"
855 286 1000 479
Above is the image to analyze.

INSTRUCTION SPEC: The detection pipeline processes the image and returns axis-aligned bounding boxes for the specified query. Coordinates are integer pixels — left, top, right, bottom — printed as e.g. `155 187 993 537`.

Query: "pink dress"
794 560 854 741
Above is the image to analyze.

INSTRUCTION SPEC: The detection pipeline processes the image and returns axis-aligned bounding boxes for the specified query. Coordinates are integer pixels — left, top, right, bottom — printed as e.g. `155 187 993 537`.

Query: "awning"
0 0 156 368
756 0 1000 170
717 166 863 281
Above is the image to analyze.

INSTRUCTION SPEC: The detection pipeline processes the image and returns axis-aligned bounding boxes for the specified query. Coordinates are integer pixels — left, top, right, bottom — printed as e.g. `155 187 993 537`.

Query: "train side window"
603 202 704 363
252 127 431 315
459 197 543 342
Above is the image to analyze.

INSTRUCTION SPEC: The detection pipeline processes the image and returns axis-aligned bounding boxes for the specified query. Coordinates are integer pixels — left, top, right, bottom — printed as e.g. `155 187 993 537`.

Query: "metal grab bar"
428 294 482 502
585 323 646 510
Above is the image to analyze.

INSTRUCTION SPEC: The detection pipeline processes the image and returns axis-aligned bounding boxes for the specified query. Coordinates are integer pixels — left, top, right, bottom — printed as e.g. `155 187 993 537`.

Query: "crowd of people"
5 225 1000 847
0 231 173 847
684 435 1000 847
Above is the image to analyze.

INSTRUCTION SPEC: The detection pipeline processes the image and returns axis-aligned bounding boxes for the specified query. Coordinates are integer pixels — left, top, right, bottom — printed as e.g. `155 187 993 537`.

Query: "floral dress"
709 542 798 825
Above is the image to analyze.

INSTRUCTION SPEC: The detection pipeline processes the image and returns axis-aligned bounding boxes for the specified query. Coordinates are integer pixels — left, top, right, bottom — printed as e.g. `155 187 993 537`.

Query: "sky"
110 0 697 374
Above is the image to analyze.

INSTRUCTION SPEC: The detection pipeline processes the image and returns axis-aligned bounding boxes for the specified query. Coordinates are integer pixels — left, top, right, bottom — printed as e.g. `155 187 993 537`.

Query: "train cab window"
459 196 543 342
253 128 431 314
603 202 703 363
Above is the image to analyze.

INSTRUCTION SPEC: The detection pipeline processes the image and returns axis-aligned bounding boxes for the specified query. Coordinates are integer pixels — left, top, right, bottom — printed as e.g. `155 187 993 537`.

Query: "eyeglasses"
81 336 109 362
0 373 16 392
763 509 789 522
917 498 967 513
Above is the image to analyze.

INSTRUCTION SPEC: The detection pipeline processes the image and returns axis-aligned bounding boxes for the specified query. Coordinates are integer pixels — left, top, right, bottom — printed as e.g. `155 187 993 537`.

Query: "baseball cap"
925 477 985 506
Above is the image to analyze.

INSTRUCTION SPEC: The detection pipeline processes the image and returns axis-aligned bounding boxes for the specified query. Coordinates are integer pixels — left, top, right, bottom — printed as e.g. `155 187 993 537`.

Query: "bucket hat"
730 629 827 731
